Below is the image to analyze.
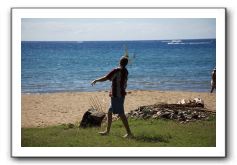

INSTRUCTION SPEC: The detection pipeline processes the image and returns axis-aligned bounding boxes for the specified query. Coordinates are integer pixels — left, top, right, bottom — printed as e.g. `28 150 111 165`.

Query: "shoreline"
22 89 213 95
22 90 216 128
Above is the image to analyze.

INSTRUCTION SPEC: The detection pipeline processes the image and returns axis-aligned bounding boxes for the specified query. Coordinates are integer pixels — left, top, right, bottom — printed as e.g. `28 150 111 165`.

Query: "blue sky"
22 18 216 41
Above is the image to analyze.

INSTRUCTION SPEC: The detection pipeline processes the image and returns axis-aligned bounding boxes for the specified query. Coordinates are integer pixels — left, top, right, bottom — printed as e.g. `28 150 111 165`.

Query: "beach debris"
126 101 215 123
79 108 106 128
177 98 204 108
89 96 106 113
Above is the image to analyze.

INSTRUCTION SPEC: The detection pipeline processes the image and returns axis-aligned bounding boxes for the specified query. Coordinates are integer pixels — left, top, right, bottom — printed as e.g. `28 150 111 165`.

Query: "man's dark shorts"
108 97 125 115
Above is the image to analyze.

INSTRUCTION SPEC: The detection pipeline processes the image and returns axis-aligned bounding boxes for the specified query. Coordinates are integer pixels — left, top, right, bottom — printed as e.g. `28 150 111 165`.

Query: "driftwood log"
80 108 106 128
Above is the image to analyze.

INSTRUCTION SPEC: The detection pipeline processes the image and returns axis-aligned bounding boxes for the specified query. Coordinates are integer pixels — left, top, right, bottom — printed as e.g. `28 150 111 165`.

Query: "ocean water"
21 39 216 93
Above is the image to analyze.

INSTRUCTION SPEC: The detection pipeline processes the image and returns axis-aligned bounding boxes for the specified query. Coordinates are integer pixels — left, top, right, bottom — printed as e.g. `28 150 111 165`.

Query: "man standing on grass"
91 56 133 138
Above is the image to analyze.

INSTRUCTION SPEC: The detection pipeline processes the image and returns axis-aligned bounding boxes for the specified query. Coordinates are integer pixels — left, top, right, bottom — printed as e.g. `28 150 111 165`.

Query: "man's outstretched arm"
91 76 109 86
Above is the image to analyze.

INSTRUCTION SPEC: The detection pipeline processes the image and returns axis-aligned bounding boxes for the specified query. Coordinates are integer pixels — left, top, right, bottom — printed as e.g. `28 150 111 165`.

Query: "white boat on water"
167 40 185 45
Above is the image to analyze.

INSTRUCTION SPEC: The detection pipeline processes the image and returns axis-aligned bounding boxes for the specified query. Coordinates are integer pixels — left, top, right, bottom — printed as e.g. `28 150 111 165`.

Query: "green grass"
22 118 216 147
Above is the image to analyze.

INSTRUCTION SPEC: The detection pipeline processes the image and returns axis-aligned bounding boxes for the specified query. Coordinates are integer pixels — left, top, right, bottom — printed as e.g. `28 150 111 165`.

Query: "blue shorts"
108 97 125 115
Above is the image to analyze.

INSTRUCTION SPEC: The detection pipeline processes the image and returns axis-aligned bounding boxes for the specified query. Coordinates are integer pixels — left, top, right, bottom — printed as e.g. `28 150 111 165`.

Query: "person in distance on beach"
210 67 216 93
91 56 133 138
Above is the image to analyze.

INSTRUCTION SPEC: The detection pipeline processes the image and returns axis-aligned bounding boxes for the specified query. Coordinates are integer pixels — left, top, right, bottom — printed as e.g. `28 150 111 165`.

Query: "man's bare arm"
91 76 109 86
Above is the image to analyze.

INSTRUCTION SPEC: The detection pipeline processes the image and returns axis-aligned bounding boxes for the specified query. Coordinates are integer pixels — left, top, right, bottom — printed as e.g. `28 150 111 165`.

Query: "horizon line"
22 38 216 42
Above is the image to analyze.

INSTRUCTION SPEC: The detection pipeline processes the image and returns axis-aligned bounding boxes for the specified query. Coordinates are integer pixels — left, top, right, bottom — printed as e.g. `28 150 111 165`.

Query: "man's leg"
210 87 214 93
99 111 112 135
119 114 133 137
210 85 216 93
106 111 112 133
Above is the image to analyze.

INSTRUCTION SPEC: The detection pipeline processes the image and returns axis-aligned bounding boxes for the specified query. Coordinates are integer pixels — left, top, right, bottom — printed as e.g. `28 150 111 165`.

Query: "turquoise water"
21 39 216 93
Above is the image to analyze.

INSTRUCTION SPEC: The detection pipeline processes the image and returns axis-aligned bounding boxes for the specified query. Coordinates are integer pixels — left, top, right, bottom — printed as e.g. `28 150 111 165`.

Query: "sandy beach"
22 90 216 128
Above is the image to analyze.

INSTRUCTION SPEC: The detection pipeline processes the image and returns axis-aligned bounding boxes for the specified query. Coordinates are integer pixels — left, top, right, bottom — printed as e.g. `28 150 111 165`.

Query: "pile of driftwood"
126 98 215 123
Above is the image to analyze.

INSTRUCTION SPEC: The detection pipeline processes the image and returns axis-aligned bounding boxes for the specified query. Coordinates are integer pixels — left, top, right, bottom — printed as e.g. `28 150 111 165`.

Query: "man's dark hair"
120 57 128 68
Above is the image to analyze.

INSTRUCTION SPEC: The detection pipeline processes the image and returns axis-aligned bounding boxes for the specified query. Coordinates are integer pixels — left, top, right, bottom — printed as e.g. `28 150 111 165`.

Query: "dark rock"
159 112 171 119
192 114 199 119
174 110 179 115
